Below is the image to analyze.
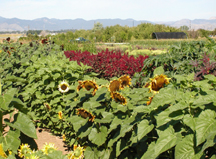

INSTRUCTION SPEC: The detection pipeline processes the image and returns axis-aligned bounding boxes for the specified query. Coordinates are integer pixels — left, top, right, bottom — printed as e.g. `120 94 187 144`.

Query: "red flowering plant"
64 48 149 79
190 53 216 81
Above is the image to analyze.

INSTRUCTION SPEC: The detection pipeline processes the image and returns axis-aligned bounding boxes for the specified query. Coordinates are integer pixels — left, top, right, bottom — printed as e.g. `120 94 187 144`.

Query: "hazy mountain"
0 16 216 31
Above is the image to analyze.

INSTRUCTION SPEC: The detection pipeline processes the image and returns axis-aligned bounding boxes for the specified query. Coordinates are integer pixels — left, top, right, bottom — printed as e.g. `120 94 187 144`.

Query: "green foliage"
1 37 216 158
0 87 37 157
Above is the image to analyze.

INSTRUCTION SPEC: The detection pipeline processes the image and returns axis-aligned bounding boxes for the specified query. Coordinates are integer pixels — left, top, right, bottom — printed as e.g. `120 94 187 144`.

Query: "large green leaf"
67 116 88 132
201 130 216 152
0 88 16 110
141 142 156 159
195 109 216 146
84 147 99 159
108 115 136 147
183 114 196 131
94 112 114 123
89 126 108 146
137 120 154 140
153 66 164 76
193 91 216 106
4 112 37 139
153 133 177 158
149 87 176 110
3 130 20 153
175 134 195 159
155 101 186 127
144 125 179 158
116 138 128 157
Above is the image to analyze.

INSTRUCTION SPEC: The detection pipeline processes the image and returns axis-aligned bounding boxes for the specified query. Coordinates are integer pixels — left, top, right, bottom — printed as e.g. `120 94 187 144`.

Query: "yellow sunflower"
108 79 122 93
68 145 85 159
77 80 98 95
76 108 95 122
41 142 58 155
147 74 170 93
18 143 32 158
58 80 70 93
58 111 63 120
111 92 127 105
44 103 51 111
119 75 131 88
0 144 7 158
62 134 66 141
28 152 39 159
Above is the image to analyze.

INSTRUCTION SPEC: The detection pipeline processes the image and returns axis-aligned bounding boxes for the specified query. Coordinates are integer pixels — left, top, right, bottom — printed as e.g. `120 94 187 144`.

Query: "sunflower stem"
95 123 101 133
0 111 3 136
0 78 2 95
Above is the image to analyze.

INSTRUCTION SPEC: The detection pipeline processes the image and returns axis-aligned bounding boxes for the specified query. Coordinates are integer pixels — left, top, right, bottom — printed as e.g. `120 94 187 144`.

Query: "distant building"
152 32 187 39
39 30 49 37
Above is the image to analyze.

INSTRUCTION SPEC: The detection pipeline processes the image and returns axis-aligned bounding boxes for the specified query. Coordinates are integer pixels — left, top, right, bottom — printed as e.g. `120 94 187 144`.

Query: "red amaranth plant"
190 53 216 81
64 49 149 79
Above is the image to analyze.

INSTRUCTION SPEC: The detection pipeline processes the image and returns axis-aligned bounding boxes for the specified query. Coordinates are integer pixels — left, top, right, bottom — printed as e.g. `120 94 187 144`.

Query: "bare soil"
35 128 70 155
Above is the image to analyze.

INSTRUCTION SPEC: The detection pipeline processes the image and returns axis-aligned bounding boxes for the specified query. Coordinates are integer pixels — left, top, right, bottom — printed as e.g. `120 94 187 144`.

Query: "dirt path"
35 128 70 155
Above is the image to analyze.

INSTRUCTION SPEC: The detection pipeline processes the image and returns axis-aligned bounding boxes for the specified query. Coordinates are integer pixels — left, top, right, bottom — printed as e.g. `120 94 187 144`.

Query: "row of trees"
20 22 216 43
53 23 181 43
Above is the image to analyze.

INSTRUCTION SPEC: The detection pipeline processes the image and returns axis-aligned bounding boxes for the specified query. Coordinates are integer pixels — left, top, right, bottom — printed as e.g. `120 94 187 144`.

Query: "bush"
64 49 149 79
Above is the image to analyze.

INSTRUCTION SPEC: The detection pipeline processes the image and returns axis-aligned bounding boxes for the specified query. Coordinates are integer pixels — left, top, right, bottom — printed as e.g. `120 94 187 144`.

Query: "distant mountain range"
0 16 216 31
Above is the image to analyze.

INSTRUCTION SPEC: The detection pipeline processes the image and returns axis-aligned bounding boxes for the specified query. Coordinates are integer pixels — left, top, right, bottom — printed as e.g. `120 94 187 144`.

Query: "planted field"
0 37 216 159
0 34 23 43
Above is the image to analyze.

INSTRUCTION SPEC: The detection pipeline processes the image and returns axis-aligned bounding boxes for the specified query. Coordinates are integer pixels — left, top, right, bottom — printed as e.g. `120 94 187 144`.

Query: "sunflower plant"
0 85 37 158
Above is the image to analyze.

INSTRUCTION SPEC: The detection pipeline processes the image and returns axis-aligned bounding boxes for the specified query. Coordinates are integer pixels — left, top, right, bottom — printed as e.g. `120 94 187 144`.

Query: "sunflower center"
47 148 55 154
74 149 81 157
85 84 94 90
61 84 67 90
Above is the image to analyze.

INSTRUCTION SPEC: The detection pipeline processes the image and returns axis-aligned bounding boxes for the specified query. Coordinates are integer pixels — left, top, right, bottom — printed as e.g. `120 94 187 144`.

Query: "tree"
180 25 189 31
93 22 103 31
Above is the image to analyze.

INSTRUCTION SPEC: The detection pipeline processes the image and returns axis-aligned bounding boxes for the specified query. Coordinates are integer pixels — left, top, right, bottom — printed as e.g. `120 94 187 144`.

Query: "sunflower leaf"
137 120 154 140
4 112 37 139
89 126 108 146
195 109 216 146
84 147 99 159
0 88 17 110
153 66 164 76
2 129 20 154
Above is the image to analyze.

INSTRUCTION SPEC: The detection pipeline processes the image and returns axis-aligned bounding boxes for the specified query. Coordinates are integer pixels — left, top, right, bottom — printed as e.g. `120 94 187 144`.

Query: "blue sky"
0 0 215 21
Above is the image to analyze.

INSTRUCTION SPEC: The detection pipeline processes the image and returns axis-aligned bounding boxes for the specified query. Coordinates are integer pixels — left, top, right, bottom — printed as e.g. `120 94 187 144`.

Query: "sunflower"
77 80 98 95
28 152 39 159
76 108 95 122
62 134 66 141
146 96 154 105
41 143 58 155
147 74 170 93
44 103 51 110
119 75 131 88
111 92 127 105
58 80 70 93
18 143 32 158
0 144 7 158
58 111 63 120
41 39 48 44
68 145 85 159
6 37 10 42
108 79 122 93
